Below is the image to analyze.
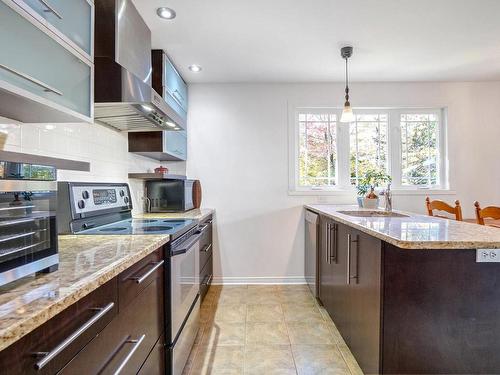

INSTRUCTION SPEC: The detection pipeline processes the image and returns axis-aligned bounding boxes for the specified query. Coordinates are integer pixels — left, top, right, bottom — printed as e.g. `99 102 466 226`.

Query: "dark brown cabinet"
0 247 165 375
319 218 381 374
318 214 500 375
199 215 213 303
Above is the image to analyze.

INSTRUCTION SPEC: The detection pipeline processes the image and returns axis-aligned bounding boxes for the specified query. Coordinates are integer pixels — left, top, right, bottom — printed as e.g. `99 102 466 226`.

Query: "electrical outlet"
476 249 500 262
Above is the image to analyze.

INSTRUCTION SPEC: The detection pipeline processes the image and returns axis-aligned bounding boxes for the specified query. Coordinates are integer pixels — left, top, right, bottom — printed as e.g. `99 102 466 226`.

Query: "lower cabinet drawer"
200 255 213 302
199 217 213 270
60 276 165 374
0 278 118 375
138 334 166 375
118 247 164 310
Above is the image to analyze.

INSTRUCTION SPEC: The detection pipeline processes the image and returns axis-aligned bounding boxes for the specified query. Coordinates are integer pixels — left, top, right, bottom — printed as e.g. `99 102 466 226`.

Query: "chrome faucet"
381 184 392 212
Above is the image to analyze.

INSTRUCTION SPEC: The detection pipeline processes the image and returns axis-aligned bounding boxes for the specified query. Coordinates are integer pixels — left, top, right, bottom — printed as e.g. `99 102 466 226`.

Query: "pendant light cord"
345 57 350 103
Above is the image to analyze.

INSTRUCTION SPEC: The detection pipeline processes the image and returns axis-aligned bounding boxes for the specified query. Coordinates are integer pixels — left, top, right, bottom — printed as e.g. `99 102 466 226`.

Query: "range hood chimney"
94 0 186 131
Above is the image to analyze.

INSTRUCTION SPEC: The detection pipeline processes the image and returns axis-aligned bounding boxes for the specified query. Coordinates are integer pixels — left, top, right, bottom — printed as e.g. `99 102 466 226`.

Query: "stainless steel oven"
0 161 58 286
167 225 201 375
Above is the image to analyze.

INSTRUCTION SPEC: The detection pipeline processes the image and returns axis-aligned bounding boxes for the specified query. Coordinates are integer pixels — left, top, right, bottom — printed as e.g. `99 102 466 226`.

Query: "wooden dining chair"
425 197 463 221
474 201 500 225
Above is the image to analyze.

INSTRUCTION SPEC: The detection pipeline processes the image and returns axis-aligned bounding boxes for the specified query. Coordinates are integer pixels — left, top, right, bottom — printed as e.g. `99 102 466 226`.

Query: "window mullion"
336 110 350 188
389 110 402 188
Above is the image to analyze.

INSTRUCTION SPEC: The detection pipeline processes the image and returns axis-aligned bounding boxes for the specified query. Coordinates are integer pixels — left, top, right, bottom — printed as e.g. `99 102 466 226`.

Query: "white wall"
186 82 500 283
0 120 186 214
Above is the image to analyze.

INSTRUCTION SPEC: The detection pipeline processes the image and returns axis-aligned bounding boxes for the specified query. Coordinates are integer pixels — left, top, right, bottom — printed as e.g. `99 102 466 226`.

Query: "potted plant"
356 169 392 208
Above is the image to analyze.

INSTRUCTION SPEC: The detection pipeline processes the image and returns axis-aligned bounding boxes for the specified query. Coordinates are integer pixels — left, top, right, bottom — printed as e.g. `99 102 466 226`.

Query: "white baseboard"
212 276 306 285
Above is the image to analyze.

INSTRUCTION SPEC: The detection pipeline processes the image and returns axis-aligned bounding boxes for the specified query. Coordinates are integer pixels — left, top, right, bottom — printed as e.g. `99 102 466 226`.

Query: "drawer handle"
202 274 213 286
113 334 146 375
36 0 63 19
202 243 212 253
129 260 164 284
0 64 63 96
34 302 115 370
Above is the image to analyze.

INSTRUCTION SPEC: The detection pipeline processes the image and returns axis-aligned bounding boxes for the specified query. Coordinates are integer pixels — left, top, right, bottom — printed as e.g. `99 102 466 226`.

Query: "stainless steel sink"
337 210 410 218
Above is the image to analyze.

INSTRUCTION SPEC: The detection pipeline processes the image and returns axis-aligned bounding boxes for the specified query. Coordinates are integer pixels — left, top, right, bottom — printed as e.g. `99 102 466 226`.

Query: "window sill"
288 188 456 197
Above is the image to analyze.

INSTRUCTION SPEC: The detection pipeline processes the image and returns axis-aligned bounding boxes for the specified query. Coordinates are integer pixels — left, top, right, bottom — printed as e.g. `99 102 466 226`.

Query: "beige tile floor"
182 285 364 375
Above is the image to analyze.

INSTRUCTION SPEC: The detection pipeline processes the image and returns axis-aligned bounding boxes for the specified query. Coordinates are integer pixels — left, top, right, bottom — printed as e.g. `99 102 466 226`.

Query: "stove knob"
124 196 129 204
82 190 90 199
78 200 85 209
119 190 125 197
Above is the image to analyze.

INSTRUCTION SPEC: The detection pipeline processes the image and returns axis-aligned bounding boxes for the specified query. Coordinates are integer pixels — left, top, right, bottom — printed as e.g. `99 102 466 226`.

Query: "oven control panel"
71 184 131 214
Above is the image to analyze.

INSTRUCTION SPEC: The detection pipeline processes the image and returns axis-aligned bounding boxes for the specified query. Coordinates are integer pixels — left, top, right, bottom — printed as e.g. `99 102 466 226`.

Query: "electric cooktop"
78 218 195 235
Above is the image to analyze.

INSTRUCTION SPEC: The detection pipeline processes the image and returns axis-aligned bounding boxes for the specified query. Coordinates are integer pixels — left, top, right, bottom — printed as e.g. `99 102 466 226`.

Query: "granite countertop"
0 234 170 352
134 208 214 222
306 204 500 250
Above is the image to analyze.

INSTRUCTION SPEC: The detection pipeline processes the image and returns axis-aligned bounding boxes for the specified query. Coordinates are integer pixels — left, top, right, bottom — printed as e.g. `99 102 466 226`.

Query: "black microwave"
145 179 195 212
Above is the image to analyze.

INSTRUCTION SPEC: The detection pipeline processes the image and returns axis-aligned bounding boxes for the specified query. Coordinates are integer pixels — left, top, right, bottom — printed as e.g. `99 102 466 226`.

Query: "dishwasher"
305 210 319 298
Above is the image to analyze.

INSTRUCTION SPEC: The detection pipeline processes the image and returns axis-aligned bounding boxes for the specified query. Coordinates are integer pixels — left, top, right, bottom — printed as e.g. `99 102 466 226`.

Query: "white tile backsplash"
0 118 186 214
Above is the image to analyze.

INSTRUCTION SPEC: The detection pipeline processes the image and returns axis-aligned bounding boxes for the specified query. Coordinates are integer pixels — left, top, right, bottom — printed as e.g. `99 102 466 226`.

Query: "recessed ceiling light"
188 64 202 73
156 7 176 20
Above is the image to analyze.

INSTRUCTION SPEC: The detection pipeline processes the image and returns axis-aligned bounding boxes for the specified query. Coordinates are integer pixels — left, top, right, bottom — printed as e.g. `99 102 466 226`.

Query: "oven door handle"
171 232 202 256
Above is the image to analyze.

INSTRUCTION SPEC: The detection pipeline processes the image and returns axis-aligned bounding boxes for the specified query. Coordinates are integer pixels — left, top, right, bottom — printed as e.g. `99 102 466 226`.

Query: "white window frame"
288 106 449 195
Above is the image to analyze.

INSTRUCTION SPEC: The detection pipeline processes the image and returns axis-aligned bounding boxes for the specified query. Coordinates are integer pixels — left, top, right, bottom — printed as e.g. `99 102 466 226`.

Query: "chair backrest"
474 201 500 225
425 197 463 221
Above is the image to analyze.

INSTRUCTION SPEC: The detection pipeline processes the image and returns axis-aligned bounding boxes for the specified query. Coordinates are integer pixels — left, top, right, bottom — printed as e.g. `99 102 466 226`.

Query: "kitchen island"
306 205 500 375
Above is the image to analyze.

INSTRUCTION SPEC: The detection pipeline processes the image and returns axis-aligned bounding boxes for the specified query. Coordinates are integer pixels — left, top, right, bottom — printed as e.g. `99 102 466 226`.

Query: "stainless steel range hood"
94 0 186 131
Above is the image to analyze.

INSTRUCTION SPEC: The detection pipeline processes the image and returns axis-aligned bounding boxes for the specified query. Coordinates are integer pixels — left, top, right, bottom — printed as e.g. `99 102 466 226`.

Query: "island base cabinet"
318 214 500 375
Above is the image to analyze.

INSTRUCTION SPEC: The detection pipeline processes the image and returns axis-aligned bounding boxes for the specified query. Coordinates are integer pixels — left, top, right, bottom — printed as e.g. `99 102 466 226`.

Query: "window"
291 108 446 192
298 112 337 187
400 113 439 186
349 113 389 185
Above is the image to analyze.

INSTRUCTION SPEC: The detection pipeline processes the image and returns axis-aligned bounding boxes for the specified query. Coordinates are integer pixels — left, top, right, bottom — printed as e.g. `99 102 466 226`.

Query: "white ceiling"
133 0 500 83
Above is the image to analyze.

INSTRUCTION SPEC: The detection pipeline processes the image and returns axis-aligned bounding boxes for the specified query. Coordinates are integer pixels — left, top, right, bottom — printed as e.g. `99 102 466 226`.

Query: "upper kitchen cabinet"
152 50 188 125
128 130 187 161
14 0 93 59
0 0 93 123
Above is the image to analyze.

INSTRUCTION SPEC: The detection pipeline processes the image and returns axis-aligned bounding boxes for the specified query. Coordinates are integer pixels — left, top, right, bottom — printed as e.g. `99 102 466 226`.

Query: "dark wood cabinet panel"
118 247 164 310
381 244 500 374
318 217 382 375
0 278 118 375
199 215 213 303
200 255 213 302
348 228 382 375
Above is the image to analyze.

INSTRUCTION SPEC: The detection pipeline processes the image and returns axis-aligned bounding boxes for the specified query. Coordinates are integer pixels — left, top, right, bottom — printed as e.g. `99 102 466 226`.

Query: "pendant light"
340 46 355 123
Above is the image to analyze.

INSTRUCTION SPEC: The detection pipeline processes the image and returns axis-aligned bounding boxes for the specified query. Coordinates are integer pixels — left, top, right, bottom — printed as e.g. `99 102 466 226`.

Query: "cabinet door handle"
347 234 359 285
36 0 63 19
330 224 337 263
0 63 63 96
112 334 146 375
325 223 330 264
198 224 209 232
34 302 115 370
128 260 164 284
202 243 212 253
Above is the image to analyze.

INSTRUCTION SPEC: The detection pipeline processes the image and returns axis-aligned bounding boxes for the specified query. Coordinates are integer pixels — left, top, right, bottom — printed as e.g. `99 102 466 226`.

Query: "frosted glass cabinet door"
0 1 92 117
164 56 188 116
164 130 187 161
16 0 93 57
